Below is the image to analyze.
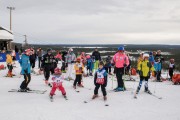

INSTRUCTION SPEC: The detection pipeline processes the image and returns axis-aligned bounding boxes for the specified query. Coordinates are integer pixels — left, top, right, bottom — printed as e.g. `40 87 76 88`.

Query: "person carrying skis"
112 46 129 92
135 53 155 94
92 61 108 101
169 59 175 81
65 48 76 80
49 67 67 100
73 58 84 89
19 49 32 92
41 48 56 85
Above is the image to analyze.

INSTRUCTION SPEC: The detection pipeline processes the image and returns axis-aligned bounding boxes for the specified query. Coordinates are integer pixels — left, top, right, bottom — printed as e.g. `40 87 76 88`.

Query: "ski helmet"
69 48 73 52
86 55 91 59
118 46 124 51
143 53 149 59
76 57 81 62
54 67 61 75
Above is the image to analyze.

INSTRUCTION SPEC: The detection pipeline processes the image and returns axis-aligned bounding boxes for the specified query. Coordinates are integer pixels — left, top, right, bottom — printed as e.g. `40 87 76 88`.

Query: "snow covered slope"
0 62 180 120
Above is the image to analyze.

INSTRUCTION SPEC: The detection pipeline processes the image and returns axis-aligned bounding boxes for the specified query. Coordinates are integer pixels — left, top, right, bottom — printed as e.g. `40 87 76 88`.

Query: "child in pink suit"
49 68 67 99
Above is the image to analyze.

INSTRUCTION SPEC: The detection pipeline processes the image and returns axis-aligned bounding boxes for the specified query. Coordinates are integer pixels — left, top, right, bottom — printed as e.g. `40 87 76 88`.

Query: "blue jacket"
149 55 155 64
154 62 161 71
19 54 31 74
87 58 93 70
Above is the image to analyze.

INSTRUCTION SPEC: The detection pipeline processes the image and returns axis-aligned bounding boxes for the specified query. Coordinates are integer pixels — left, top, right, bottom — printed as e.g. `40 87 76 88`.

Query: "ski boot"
26 87 31 91
73 85 76 89
144 87 152 94
49 95 53 102
114 87 124 92
92 94 98 99
103 96 107 101
77 84 84 87
18 89 27 92
45 80 49 85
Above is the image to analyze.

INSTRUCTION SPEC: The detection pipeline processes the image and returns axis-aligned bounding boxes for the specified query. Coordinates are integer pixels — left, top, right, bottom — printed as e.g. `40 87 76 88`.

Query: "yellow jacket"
74 62 84 75
6 54 13 64
137 60 155 77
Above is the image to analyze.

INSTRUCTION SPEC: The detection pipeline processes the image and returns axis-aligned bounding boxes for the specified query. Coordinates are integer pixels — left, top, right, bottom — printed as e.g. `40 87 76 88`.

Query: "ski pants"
61 62 66 71
137 76 149 92
94 84 107 96
115 67 125 88
50 83 66 96
73 74 82 86
66 63 74 78
38 57 42 68
105 66 111 74
156 71 161 81
44 65 54 80
30 60 36 69
169 69 174 80
20 71 31 89
93 60 99 72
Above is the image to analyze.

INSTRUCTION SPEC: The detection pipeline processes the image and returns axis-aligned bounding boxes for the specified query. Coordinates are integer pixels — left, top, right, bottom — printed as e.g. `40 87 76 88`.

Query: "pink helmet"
86 55 91 59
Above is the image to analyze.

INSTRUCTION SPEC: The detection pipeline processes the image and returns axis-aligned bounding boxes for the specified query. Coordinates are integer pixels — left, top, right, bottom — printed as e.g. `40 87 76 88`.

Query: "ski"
9 89 47 94
146 92 162 99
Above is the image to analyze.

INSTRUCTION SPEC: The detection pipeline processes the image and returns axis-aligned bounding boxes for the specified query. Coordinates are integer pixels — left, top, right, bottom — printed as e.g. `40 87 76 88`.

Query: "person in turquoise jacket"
19 49 31 92
154 57 162 82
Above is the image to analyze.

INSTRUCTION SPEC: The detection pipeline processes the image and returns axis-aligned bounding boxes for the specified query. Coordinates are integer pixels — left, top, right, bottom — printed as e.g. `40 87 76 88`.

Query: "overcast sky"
0 0 180 44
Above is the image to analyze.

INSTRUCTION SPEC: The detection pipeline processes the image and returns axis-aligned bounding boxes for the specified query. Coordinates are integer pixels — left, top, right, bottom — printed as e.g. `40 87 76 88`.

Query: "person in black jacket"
92 61 108 101
29 48 37 73
92 48 101 72
41 48 56 84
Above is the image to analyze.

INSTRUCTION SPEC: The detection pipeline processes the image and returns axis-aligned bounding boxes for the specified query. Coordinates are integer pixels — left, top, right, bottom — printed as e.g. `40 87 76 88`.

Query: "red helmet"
76 58 81 62
54 67 61 74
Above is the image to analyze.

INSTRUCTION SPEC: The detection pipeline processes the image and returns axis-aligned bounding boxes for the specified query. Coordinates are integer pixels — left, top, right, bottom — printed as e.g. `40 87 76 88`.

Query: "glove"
123 64 127 67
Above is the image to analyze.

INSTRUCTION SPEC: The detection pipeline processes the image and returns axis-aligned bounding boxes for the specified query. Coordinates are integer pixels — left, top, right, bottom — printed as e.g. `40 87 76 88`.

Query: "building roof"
0 26 13 41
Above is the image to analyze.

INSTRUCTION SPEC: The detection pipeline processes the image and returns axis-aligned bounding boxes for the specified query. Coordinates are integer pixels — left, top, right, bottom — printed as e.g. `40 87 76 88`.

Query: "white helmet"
69 48 73 52
143 53 149 59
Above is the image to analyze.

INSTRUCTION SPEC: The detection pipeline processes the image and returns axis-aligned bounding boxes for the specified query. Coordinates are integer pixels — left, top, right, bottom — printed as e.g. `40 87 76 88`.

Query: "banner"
0 53 20 62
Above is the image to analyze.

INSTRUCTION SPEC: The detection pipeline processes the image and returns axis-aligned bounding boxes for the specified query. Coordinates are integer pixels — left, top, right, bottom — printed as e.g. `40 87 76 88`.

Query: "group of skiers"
4 45 176 101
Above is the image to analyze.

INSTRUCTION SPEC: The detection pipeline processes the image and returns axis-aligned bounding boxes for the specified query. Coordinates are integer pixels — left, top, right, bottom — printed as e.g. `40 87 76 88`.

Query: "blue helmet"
118 46 124 51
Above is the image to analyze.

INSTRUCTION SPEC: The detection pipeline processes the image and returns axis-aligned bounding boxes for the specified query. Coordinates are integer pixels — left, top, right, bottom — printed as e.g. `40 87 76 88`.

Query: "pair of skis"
8 89 47 94
84 97 109 106
134 92 162 99
49 95 68 102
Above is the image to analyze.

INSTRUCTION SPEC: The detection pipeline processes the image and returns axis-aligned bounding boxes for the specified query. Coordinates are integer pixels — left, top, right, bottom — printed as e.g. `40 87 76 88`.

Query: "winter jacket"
41 54 56 68
154 62 162 71
30 53 37 61
104 56 112 67
66 52 76 64
19 54 31 74
6 54 13 64
155 54 164 63
137 60 155 77
74 62 84 75
86 58 93 70
169 63 175 71
37 50 43 57
94 68 107 85
55 53 62 60
112 53 129 68
149 55 155 64
92 51 101 61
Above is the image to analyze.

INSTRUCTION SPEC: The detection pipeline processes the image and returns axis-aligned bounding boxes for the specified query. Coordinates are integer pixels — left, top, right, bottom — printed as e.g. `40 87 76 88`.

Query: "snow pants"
50 83 66 96
20 71 31 89
94 84 107 96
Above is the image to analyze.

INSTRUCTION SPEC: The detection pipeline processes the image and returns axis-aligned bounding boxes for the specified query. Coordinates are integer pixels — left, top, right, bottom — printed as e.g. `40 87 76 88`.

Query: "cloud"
0 0 180 44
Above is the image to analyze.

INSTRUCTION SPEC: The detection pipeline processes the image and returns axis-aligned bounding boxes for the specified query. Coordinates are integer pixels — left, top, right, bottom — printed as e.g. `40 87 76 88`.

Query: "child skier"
73 58 84 89
49 67 67 101
154 57 162 82
86 55 93 76
169 59 175 81
104 56 112 75
6 51 13 77
92 61 108 101
135 53 155 95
